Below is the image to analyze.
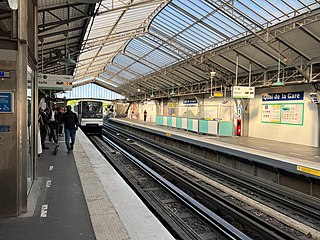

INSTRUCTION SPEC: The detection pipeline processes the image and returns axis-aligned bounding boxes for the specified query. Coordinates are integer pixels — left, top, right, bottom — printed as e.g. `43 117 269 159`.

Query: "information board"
261 103 304 125
38 74 73 90
261 104 281 123
281 104 303 125
0 91 13 113
232 86 255 99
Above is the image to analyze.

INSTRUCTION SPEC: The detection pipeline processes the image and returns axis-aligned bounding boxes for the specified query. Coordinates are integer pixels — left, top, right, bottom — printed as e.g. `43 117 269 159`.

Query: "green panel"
219 121 233 136
176 117 182 128
261 103 304 126
187 118 194 131
167 116 172 127
199 120 209 133
156 116 163 125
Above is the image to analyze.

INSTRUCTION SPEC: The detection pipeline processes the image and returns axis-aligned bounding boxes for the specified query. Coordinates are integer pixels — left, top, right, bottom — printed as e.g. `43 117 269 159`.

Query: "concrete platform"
109 118 320 179
0 130 174 240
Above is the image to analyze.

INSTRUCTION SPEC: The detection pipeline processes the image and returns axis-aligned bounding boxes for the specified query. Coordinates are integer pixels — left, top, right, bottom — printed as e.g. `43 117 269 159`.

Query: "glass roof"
73 0 320 92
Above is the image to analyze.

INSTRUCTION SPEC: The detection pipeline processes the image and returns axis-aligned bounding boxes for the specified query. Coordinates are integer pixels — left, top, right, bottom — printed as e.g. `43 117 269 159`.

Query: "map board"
262 103 304 125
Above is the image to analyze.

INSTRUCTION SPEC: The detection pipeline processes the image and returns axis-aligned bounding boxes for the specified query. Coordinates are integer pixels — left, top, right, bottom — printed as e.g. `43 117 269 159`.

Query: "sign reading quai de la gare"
262 91 304 101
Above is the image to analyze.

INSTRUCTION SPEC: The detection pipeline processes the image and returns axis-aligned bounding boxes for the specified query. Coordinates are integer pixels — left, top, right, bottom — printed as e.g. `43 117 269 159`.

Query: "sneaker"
67 150 71 154
70 145 73 151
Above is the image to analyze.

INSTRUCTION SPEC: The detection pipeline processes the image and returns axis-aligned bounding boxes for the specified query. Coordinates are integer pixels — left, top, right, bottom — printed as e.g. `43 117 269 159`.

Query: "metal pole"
249 61 252 87
235 54 239 86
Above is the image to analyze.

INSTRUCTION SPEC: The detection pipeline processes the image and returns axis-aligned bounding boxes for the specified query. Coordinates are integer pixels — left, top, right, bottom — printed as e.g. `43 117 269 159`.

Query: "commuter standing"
48 104 60 144
61 105 79 154
39 108 49 149
58 107 64 136
144 110 147 122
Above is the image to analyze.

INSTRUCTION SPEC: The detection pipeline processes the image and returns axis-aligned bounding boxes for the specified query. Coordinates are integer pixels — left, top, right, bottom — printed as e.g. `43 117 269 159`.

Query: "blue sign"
262 91 304 101
184 99 197 104
0 71 4 77
0 92 13 113
0 125 10 132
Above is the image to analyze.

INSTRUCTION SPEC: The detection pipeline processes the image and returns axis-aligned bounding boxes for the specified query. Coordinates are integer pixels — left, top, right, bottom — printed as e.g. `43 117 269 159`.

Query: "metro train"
73 99 104 133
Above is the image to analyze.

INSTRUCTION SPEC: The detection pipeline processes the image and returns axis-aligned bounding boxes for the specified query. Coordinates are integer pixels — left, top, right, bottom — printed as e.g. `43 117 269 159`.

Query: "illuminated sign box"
232 86 255 99
38 74 73 91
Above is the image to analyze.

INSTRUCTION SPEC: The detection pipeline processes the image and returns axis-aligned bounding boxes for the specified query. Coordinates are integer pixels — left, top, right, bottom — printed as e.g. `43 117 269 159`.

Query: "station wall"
127 84 318 147
248 84 318 147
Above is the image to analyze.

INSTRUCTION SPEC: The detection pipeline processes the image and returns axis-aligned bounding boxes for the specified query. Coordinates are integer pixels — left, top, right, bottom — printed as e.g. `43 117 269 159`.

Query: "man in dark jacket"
39 107 49 149
61 106 79 154
48 104 61 144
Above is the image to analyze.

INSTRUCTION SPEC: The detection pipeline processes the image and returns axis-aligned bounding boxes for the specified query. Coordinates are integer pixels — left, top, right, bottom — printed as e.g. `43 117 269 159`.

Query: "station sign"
262 91 304 101
0 71 10 78
232 86 255 99
183 99 197 104
38 74 73 91
214 92 223 97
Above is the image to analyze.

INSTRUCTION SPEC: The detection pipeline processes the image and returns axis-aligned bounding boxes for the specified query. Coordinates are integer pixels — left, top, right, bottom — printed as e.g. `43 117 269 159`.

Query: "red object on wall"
236 119 241 136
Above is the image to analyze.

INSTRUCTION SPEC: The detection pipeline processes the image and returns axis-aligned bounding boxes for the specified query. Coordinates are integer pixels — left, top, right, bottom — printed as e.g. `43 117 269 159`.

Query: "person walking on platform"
48 104 60 144
61 105 79 154
144 110 147 122
39 108 49 149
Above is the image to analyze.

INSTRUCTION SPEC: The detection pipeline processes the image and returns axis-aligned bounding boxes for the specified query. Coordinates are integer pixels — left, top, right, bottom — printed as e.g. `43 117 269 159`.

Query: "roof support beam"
38 14 91 30
233 49 267 69
276 37 311 61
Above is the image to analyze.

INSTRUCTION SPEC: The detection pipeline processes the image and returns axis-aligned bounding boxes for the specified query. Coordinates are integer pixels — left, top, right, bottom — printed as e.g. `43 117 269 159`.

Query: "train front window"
81 101 103 118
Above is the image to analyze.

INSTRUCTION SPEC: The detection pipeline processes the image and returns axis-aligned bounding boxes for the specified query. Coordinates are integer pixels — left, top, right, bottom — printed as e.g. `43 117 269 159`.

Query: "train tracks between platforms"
88 123 320 240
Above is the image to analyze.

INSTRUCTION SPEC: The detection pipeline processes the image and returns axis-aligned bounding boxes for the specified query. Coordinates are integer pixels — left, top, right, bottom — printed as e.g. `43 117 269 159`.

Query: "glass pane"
81 101 103 118
27 66 33 193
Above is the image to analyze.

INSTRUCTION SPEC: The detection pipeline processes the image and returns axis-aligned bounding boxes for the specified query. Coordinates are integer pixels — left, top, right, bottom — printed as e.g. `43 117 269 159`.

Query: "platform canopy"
39 0 320 99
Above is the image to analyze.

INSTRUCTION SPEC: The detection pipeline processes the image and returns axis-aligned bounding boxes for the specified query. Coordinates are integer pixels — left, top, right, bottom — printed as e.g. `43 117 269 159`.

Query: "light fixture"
273 53 285 87
209 70 216 99
222 86 229 104
137 87 141 92
60 21 76 66
170 82 175 95
0 0 18 10
150 89 154 98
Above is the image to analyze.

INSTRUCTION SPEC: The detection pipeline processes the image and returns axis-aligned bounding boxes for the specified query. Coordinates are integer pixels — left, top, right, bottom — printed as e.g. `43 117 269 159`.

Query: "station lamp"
0 0 18 10
273 54 285 87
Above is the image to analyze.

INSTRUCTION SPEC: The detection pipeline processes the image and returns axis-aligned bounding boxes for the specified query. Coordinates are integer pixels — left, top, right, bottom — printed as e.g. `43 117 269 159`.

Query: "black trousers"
40 127 47 147
49 121 58 143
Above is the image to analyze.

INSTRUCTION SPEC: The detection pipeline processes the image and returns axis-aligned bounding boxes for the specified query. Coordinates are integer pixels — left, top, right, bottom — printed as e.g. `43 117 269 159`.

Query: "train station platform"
0 130 174 240
109 118 320 179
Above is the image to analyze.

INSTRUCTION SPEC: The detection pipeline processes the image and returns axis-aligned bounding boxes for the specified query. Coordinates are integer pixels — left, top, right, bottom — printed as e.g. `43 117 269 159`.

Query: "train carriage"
74 99 103 133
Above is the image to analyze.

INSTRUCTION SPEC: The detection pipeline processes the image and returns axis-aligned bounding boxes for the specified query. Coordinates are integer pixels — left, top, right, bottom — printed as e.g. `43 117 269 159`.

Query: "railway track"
99 121 320 239
89 123 320 239
90 135 250 240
